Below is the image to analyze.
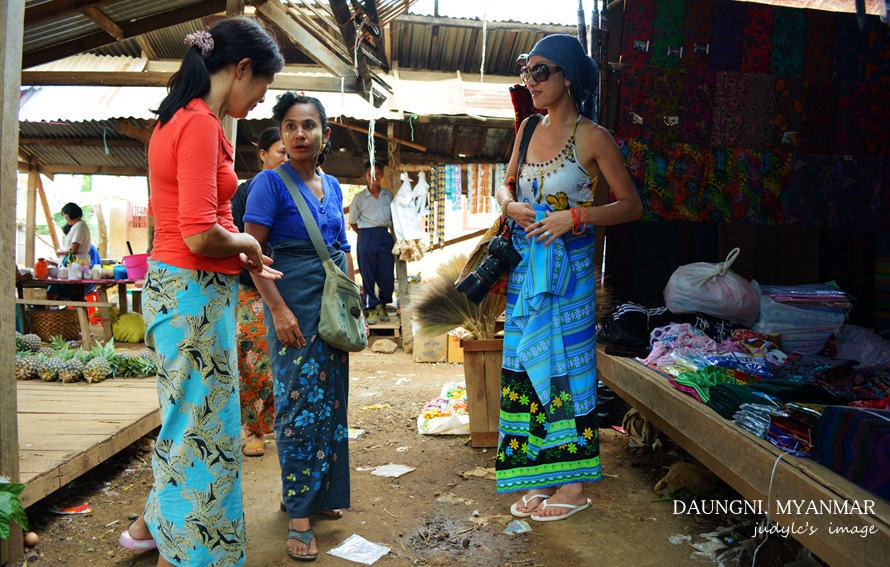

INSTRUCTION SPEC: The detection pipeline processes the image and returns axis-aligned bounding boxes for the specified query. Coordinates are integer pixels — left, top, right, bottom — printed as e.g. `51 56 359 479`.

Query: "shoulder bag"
274 166 368 352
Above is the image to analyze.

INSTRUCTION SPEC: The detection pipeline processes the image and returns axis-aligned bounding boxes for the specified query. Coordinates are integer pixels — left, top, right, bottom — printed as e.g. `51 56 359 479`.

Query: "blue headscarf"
528 34 599 120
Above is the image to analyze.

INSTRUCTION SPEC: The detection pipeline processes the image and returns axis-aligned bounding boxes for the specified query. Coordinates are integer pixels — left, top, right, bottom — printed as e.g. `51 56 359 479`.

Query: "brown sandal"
241 436 265 457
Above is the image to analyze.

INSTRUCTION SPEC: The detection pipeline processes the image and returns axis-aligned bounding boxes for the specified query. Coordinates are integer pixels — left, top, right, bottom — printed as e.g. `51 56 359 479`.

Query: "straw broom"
408 254 506 340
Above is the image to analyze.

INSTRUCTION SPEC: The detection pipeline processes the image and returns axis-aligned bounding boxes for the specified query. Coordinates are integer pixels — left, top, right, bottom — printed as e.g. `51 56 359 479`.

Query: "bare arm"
183 224 280 279
244 222 304 348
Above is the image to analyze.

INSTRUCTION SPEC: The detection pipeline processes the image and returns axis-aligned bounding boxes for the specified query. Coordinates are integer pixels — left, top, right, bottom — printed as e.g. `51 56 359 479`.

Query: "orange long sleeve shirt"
147 98 241 274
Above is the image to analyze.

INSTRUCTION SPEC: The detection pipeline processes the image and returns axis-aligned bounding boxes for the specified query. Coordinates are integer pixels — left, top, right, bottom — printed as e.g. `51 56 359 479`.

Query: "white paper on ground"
327 533 391 565
370 463 415 477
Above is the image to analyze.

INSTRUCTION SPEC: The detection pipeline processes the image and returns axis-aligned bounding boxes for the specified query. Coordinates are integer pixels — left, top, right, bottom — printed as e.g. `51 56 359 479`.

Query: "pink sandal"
118 529 157 551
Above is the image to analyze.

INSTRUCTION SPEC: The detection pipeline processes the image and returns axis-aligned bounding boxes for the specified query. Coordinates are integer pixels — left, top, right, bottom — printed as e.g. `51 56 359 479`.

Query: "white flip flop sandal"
530 498 592 522
510 492 551 518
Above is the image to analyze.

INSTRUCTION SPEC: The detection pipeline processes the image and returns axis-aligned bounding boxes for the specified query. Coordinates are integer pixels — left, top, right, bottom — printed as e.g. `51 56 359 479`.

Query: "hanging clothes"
391 172 428 262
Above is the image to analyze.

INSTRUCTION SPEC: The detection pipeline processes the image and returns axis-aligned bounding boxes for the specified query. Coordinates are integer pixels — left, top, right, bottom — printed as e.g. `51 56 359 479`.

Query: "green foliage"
0 481 28 539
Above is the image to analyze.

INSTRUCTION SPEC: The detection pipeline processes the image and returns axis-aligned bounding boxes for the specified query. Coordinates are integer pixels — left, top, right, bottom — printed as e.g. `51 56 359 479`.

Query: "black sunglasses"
519 63 561 84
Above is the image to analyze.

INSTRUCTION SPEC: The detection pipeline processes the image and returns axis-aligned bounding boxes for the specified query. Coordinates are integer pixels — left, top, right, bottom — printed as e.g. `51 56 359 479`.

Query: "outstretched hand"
239 253 282 280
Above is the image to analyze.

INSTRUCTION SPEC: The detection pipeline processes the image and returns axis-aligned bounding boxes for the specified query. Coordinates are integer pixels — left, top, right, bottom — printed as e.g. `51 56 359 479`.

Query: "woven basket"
30 308 80 341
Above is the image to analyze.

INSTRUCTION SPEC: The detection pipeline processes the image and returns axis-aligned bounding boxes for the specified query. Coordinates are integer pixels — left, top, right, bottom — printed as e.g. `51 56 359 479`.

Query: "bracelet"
571 207 583 234
500 197 514 218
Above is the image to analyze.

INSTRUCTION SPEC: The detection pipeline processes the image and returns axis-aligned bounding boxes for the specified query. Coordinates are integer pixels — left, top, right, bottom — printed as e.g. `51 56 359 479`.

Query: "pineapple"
38 356 62 381
83 339 116 383
84 357 111 383
16 332 27 353
16 354 38 380
22 333 42 353
38 346 55 358
59 358 84 383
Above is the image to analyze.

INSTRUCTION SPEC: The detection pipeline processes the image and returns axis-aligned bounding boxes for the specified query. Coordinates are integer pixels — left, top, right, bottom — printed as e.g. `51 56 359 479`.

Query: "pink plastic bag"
663 248 760 325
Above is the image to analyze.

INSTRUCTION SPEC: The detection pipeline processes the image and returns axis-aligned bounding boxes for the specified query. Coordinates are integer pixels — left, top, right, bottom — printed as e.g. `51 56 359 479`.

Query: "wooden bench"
16 298 114 348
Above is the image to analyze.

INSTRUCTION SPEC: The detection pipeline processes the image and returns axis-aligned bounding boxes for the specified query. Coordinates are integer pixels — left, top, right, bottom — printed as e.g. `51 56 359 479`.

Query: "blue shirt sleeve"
324 174 351 254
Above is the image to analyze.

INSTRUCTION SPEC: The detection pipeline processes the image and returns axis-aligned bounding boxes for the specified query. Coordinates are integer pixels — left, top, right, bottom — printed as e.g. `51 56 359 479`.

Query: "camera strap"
517 113 542 179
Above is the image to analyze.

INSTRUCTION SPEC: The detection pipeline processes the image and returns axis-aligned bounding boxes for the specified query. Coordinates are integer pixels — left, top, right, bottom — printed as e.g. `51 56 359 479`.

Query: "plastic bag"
752 292 846 355
663 248 760 325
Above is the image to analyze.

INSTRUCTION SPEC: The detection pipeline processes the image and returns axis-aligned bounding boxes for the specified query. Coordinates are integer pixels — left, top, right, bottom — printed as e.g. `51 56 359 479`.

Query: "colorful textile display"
813 406 890 500
620 0 655 67
741 2 774 74
770 6 805 77
683 0 716 71
802 9 836 81
680 70 716 147
650 0 687 68
708 0 747 72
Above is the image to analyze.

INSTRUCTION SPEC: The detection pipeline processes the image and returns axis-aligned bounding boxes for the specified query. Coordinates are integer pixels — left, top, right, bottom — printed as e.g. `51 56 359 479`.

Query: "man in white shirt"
348 161 395 325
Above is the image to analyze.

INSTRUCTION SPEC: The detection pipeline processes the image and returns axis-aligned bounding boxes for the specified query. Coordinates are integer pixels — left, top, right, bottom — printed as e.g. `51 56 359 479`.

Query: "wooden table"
597 348 889 567
16 278 142 347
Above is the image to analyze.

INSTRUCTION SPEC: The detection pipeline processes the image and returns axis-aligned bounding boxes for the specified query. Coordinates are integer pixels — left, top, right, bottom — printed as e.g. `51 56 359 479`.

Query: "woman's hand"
239 253 282 280
271 305 306 348
526 209 573 246
510 202 538 230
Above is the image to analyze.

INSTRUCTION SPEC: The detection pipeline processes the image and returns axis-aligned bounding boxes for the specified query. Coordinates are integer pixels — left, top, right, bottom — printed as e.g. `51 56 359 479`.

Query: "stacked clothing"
765 402 825 456
813 406 890 500
759 283 853 312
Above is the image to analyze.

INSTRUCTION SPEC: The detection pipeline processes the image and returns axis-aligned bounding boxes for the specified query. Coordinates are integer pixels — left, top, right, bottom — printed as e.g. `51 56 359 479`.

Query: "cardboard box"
447 334 464 363
413 333 448 363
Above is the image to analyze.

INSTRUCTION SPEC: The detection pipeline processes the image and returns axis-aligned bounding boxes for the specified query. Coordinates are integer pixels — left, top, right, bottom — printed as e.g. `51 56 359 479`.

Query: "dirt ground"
14 342 814 567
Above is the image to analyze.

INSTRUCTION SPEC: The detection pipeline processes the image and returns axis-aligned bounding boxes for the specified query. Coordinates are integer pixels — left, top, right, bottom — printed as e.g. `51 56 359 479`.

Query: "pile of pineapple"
15 333 157 383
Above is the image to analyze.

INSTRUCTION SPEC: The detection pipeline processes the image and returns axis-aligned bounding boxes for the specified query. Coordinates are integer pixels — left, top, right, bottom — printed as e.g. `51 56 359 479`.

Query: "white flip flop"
530 497 591 522
509 492 551 518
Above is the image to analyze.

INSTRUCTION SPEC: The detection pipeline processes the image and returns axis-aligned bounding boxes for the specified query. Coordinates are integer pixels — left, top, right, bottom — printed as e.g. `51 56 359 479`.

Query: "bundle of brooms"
409 253 613 341
408 254 505 340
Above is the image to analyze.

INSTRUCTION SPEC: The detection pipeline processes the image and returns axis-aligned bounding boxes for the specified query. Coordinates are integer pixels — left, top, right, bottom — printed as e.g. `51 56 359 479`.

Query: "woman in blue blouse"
243 93 352 561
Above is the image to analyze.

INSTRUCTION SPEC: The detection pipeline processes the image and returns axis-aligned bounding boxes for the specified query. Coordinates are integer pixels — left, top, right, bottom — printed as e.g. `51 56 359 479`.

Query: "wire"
752 450 790 565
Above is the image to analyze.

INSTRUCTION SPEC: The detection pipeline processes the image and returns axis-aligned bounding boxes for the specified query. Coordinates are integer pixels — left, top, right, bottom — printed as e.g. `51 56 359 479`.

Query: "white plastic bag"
663 248 760 325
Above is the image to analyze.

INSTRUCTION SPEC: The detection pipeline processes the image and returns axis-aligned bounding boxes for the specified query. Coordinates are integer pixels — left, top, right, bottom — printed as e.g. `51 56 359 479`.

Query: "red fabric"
148 99 240 274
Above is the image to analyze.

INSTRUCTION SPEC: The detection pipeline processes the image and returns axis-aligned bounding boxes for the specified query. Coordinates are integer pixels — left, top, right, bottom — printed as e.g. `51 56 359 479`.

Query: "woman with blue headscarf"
495 34 642 521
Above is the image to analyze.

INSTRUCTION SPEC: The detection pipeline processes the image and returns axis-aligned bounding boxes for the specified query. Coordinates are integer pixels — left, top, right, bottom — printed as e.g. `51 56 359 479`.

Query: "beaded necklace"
525 115 583 203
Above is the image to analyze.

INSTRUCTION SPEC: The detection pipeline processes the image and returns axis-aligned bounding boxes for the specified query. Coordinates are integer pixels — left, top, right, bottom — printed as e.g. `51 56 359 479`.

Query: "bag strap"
517 113 542 177
272 166 332 263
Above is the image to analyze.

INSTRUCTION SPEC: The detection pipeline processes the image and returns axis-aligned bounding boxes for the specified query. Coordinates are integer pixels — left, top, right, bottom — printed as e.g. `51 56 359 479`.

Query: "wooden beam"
333 121 426 152
1 0 25 562
82 5 124 41
34 170 60 253
22 0 227 68
31 164 147 176
256 0 356 79
114 119 153 144
19 137 145 148
21 67 365 92
24 0 113 26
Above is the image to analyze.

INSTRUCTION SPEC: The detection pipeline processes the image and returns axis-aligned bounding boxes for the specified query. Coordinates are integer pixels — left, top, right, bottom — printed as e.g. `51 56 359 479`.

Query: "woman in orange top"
117 17 283 567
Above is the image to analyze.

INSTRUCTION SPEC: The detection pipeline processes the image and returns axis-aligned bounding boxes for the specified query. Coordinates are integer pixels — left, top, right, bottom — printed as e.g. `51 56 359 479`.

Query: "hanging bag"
274 167 368 352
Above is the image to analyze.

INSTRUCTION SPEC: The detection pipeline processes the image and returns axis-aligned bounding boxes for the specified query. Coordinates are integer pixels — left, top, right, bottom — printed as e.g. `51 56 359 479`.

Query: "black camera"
456 235 522 304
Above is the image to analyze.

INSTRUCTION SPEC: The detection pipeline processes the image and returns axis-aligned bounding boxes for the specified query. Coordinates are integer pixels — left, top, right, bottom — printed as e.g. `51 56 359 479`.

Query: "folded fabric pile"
813 406 890 500
771 352 856 383
765 402 825 456
733 402 779 438
706 380 840 419
759 283 853 312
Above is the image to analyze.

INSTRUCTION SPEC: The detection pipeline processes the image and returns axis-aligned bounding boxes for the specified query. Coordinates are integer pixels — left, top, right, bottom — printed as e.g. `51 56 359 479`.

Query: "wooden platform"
368 314 401 337
17 379 160 508
597 349 890 567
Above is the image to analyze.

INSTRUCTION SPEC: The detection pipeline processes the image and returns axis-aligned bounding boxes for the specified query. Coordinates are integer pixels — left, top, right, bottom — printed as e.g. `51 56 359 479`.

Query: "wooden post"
24 166 37 268
1 1 26 563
